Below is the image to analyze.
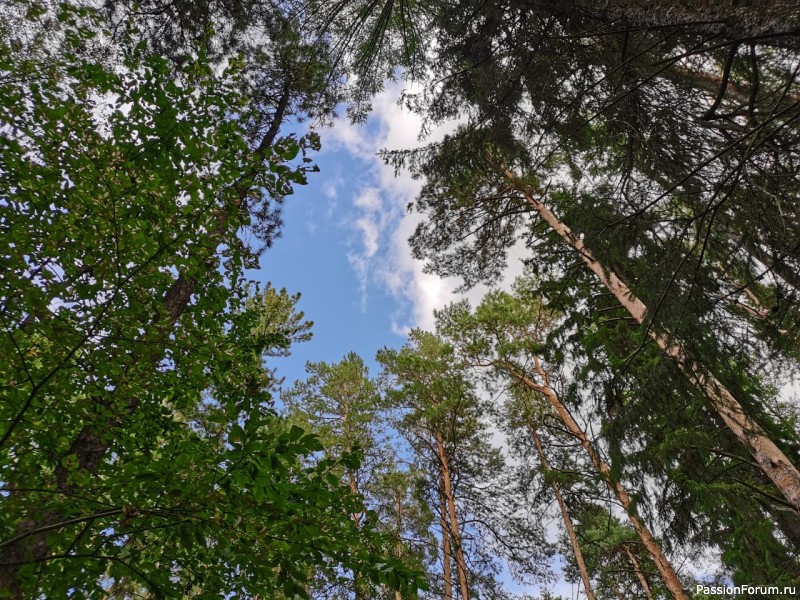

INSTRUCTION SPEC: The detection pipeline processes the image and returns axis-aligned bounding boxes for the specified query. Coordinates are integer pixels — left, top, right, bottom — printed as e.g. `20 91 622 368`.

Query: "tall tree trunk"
348 469 366 599
504 170 800 515
537 0 800 50
439 485 454 600
624 545 654 600
394 495 404 600
527 423 597 600
436 430 471 600
502 357 688 600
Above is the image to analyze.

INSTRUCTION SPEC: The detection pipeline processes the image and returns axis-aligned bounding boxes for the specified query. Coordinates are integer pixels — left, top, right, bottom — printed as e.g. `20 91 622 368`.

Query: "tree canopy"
3 0 800 598
0 2 419 597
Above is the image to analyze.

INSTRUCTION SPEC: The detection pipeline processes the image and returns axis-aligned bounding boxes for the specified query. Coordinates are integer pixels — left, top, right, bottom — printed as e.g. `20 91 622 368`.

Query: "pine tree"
504 388 598 600
378 331 551 599
283 353 390 599
437 278 800 592
436 290 689 598
379 331 480 600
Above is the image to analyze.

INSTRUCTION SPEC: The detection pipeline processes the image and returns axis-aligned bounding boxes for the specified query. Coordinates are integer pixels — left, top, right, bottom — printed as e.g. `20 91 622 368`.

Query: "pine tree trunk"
624 545 654 600
667 65 751 108
527 424 597 600
502 357 688 600
436 430 471 600
505 171 800 515
348 470 365 599
395 496 404 600
439 485 454 600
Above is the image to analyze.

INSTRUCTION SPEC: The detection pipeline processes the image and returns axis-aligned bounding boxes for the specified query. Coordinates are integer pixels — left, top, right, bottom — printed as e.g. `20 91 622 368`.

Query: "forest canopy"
1 0 799 598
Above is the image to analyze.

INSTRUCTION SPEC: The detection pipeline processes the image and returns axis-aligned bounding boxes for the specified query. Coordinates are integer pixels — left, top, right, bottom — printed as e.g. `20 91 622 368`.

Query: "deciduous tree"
0 4 421 597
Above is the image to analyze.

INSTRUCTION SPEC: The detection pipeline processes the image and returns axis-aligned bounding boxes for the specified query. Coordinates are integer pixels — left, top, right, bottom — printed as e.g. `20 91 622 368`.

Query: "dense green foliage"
0 2 419 597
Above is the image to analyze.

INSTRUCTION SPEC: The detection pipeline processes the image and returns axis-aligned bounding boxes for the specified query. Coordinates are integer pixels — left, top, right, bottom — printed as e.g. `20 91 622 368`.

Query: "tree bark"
439 485 454 600
527 424 597 600
505 171 800 516
394 495 404 600
436 430 470 600
624 545 654 600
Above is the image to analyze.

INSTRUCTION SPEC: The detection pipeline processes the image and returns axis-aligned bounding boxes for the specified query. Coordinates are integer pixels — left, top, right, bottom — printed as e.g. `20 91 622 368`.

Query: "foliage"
0 3 421 597
282 353 430 599
378 330 552 599
283 353 382 459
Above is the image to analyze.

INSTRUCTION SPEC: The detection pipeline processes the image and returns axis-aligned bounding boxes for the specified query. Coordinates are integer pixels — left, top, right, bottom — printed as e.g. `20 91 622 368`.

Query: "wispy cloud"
322 176 342 201
346 186 394 311
325 82 524 332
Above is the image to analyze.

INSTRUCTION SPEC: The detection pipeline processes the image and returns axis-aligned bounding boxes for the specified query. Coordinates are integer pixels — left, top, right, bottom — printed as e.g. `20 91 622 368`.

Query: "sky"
256 84 581 599
260 84 497 386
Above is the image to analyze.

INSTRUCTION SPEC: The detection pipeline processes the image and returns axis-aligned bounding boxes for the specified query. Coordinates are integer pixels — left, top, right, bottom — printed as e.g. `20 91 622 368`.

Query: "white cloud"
346 186 395 311
325 81 527 333
322 176 342 200
353 188 384 257
346 251 370 312
355 216 379 257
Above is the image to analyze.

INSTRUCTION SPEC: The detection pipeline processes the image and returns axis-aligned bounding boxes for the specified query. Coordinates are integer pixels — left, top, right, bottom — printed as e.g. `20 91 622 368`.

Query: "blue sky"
261 83 528 386
260 84 470 386
257 84 583 599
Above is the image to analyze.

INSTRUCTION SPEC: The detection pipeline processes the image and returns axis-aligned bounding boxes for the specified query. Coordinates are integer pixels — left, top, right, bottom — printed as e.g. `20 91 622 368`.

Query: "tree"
437 276 800 592
104 0 345 132
0 4 422 597
378 332 477 600
282 352 399 599
370 461 435 600
314 0 800 512
318 0 800 592
283 353 383 503
565 504 669 600
389 117 800 507
315 0 800 589
504 388 598 600
378 330 551 600
532 0 800 49
436 289 690 599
